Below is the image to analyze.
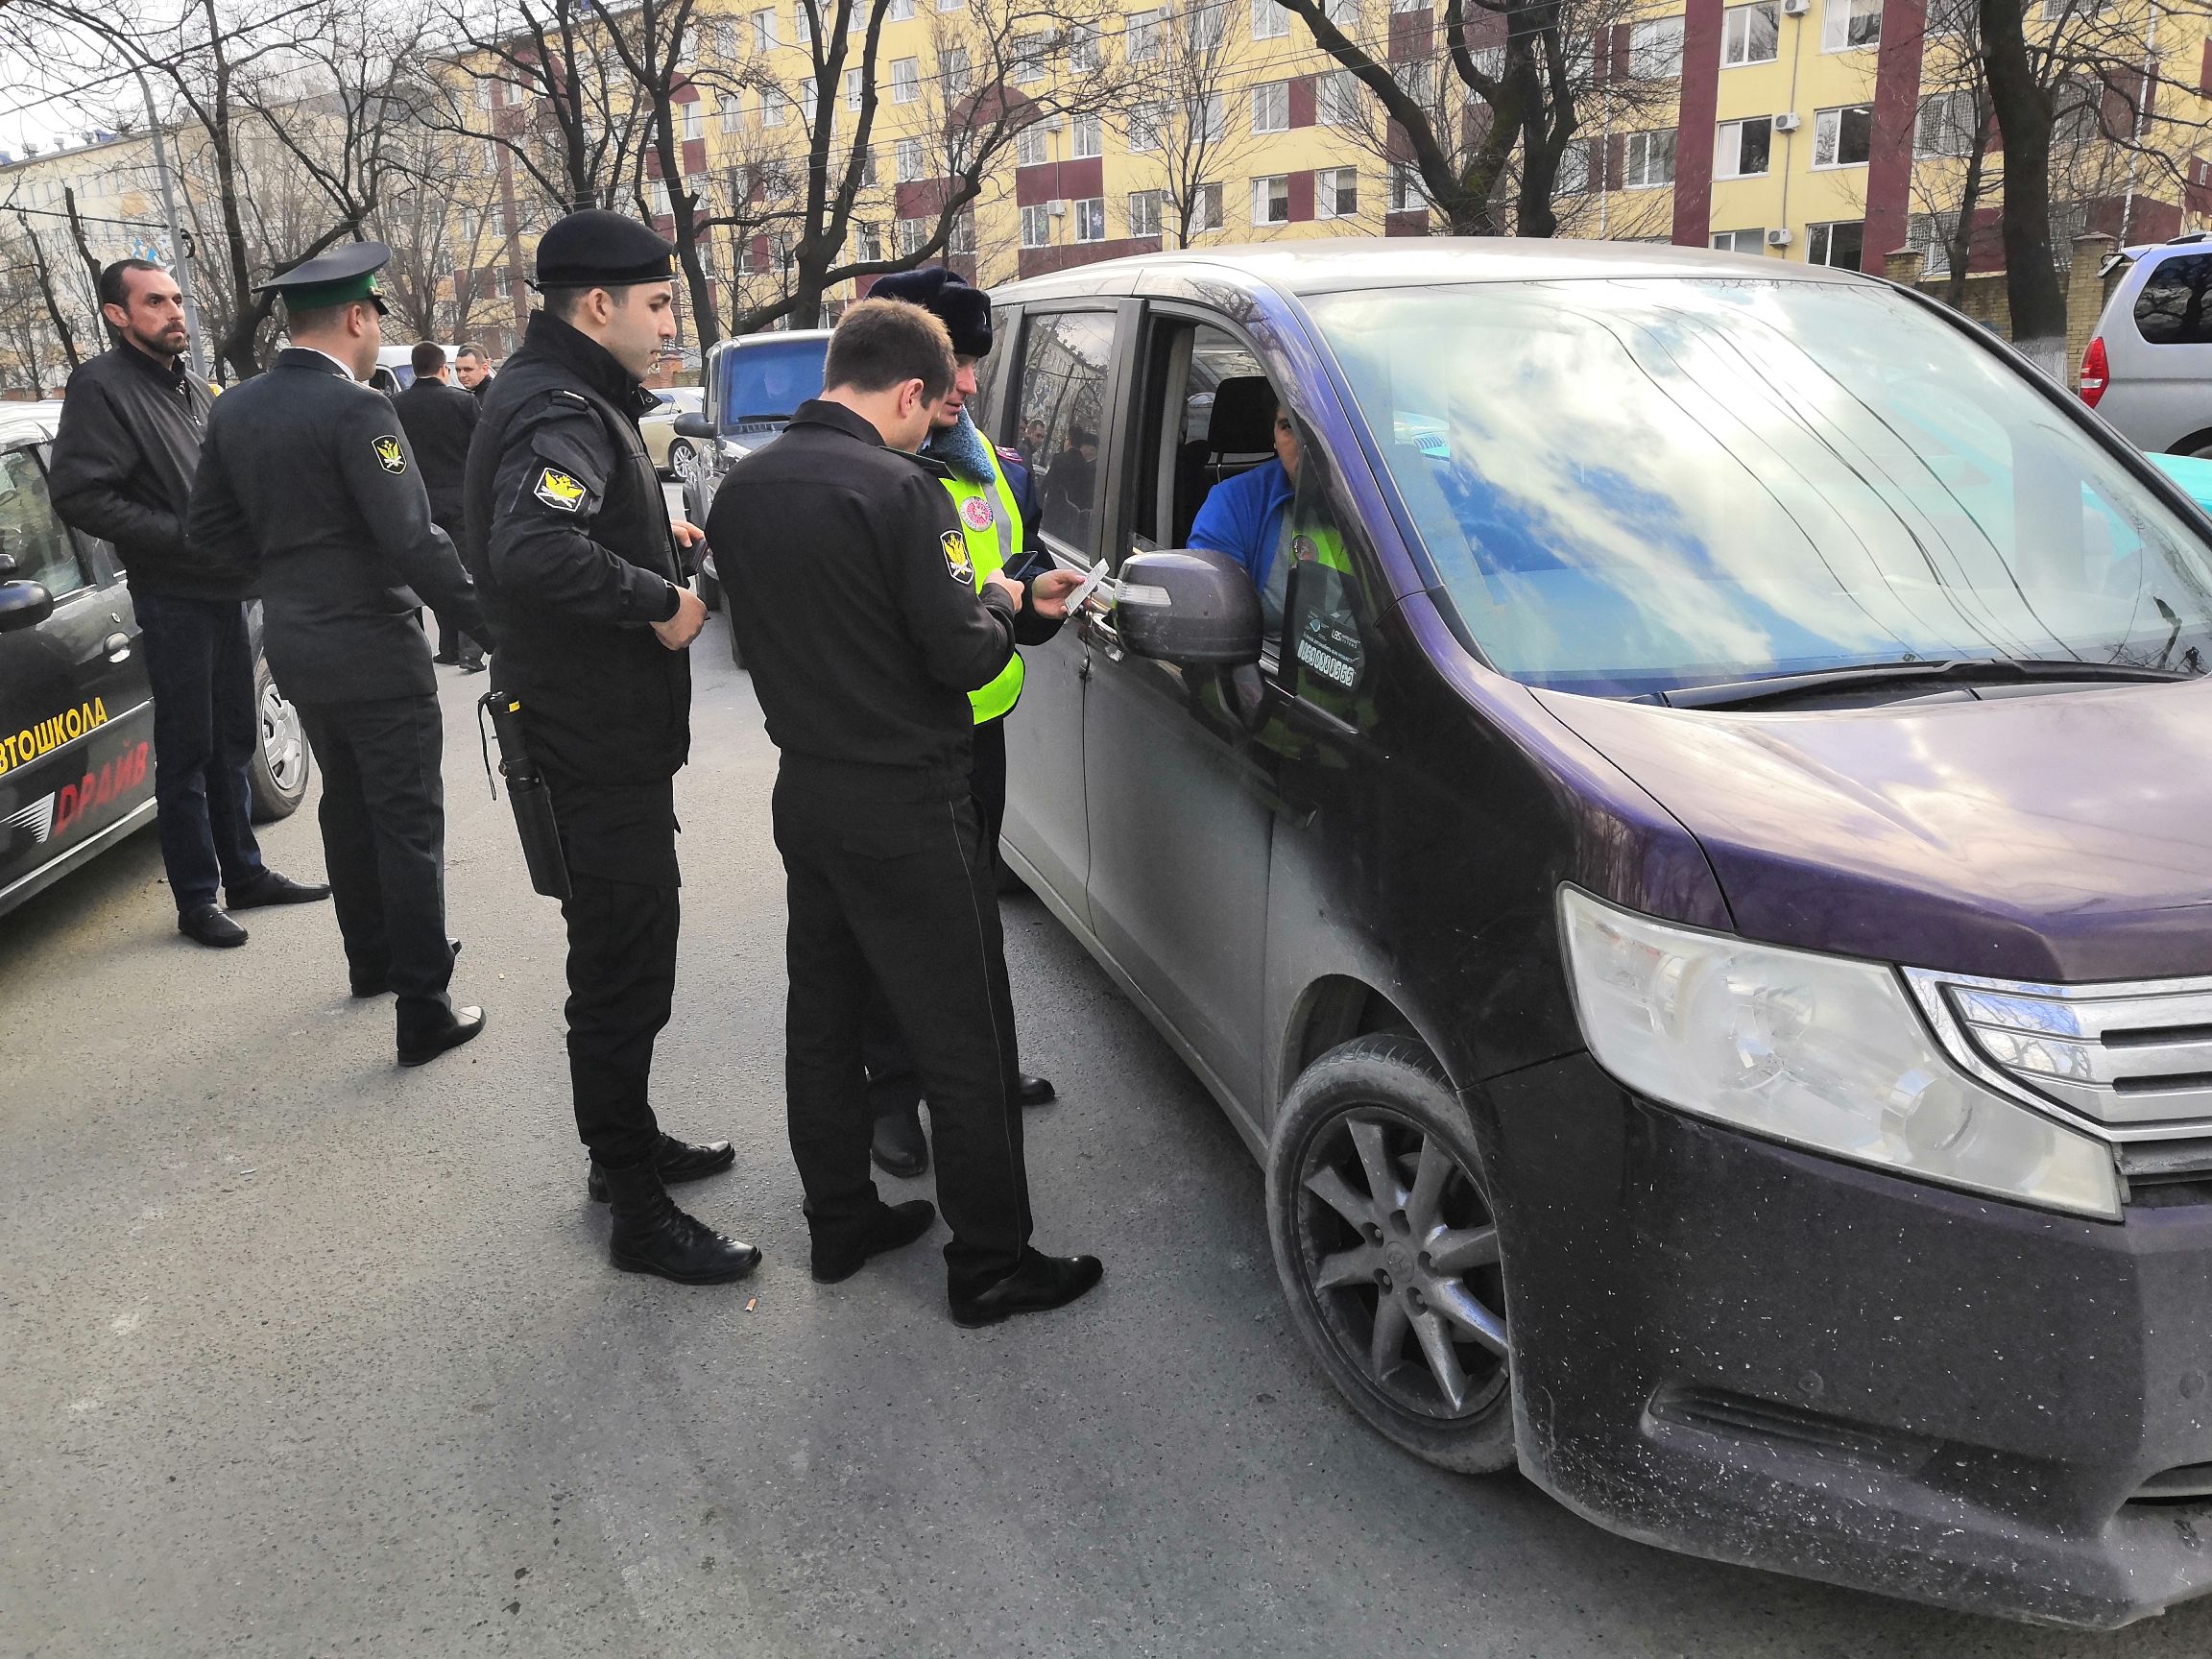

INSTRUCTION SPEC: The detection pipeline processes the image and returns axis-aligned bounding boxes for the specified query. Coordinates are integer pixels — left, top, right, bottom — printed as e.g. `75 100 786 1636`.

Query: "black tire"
248 655 310 822
1266 1034 1515 1475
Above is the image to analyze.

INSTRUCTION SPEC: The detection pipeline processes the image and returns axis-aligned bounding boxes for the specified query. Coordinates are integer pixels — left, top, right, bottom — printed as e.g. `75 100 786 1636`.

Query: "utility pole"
131 63 206 380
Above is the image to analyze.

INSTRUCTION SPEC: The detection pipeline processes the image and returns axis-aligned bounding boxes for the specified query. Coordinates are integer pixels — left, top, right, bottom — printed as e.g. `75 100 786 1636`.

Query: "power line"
3 203 171 233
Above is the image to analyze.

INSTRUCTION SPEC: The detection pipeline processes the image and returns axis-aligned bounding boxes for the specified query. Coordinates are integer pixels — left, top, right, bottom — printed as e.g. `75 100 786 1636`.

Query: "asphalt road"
6 618 2211 1659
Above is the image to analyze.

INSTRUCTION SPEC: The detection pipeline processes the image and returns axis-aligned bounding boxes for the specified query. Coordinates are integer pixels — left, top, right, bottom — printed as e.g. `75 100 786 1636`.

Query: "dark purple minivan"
984 242 2212 1627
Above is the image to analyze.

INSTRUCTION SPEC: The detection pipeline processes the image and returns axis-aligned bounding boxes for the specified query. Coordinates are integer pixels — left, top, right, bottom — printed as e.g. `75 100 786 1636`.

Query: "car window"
1015 311 1114 557
2133 254 2212 346
0 447 87 600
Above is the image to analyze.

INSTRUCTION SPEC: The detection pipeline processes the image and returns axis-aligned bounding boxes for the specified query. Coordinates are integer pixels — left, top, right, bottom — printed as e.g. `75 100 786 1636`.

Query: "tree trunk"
25 230 82 371
1943 132 1989 309
1978 0 2066 348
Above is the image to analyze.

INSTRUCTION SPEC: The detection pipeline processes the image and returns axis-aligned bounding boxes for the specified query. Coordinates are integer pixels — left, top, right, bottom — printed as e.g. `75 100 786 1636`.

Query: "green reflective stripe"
946 454 1026 724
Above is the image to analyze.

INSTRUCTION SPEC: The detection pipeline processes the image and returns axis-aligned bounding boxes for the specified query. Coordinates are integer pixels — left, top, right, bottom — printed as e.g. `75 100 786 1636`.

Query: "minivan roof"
0 399 59 445
995 236 1871 306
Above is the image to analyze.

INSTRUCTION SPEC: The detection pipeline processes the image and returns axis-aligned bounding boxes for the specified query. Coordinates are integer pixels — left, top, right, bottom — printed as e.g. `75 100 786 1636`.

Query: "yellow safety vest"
943 451 1027 724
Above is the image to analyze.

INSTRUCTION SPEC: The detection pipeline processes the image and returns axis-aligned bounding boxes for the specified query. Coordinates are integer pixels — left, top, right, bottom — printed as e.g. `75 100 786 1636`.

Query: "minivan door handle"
103 631 132 663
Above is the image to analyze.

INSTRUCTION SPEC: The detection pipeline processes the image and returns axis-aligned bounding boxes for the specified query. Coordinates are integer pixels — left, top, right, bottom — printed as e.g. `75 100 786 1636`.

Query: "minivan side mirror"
0 579 55 633
1115 549 1262 667
673 411 714 440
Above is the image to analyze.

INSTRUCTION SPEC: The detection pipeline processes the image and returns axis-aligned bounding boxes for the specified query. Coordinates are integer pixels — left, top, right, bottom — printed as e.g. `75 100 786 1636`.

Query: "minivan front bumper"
1483 1052 2212 1628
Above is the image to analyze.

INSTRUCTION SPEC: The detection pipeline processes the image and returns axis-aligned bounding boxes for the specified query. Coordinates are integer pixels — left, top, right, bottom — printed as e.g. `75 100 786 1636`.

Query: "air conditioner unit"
1780 0 1810 13
1047 199 1069 216
1773 112 1802 132
1766 228 1793 248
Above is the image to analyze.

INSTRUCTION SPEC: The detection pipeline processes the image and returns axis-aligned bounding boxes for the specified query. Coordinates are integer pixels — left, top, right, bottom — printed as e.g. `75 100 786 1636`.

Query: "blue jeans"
132 590 266 911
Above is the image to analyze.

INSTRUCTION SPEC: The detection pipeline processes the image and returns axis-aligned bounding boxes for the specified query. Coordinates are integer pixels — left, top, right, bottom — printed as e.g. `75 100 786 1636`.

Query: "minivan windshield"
1309 278 2212 697
718 336 827 423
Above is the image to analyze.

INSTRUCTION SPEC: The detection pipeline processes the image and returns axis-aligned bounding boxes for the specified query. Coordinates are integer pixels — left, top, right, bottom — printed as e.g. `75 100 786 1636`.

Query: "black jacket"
711 398 1029 799
48 342 245 600
392 375 480 532
187 349 489 704
462 311 688 784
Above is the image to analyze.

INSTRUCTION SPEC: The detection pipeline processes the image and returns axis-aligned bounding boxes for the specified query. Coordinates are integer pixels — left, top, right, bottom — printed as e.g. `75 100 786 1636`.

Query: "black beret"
870 266 993 358
535 209 675 288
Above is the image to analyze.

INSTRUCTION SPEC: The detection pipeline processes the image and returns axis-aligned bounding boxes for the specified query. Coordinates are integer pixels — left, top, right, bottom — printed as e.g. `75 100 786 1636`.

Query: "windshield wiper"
1657 657 2197 709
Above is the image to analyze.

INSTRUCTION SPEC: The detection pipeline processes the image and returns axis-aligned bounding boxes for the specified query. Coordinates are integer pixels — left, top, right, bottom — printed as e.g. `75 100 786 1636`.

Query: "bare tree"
1117 0 1255 248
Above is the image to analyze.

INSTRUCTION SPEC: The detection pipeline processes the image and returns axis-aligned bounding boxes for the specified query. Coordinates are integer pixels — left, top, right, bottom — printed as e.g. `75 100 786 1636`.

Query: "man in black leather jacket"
50 258 329 949
188 244 489 1069
393 342 486 672
462 210 757 1287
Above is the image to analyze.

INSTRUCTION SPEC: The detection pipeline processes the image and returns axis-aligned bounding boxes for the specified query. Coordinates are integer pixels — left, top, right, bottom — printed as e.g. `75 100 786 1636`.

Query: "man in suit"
187 243 492 1068
393 342 485 673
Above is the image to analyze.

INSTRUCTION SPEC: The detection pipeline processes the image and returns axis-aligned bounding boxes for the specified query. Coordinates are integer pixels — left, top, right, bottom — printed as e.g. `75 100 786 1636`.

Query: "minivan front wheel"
249 656 309 822
1266 1035 1514 1474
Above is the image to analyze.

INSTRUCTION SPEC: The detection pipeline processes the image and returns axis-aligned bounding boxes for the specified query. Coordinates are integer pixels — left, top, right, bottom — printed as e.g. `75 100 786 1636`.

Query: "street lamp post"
130 64 206 381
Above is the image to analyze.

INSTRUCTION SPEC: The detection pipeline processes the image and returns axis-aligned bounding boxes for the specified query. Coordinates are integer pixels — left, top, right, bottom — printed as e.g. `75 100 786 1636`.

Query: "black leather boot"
949 1248 1104 1328
602 1161 760 1285
870 1099 928 1178
587 1132 736 1201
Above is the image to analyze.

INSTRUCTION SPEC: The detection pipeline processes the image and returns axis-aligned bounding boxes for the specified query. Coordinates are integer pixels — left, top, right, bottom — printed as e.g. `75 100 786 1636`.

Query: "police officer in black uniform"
187 243 489 1066
461 210 757 1286
710 299 1102 1325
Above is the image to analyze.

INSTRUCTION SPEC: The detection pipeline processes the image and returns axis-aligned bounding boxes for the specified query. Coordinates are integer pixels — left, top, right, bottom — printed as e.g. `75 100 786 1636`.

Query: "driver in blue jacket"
1187 394 1301 637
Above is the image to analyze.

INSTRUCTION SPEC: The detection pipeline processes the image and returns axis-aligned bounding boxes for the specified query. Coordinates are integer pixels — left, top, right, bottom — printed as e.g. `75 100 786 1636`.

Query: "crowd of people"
45 211 1104 1327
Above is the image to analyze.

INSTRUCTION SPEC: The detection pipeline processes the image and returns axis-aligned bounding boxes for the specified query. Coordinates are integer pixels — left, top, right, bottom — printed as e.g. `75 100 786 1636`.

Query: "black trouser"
295 696 452 1035
545 770 678 1169
132 591 266 912
862 716 1012 1119
773 766 1032 1295
429 607 481 665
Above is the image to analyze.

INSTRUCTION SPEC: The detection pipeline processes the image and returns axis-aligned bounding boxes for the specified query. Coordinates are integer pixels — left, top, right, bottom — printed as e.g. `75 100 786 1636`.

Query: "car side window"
1015 311 1114 557
2133 255 2212 346
0 447 88 601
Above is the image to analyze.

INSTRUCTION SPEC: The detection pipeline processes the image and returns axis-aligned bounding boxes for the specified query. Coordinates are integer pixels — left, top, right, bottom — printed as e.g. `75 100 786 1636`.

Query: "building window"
1928 0 1977 32
1813 104 1873 167
892 58 920 103
1623 129 1676 187
1389 163 1427 211
1316 165 1358 219
760 86 786 127
1253 0 1290 37
752 8 777 51
1908 211 1960 278
1073 197 1106 241
949 209 975 254
1716 116 1772 179
1126 102 1163 151
855 147 878 187
846 67 866 109
1915 89 1978 157
1554 143 1590 195
720 97 743 133
475 79 494 111
1630 17 1684 79
1021 204 1052 246
1013 33 1048 83
1129 8 1166 60
895 137 925 180
1721 1 1779 66
943 46 973 96
681 103 703 140
1129 188 1164 237
1324 0 1358 24
897 216 927 255
1070 23 1102 71
1710 228 1765 254
1253 82 1288 133
1071 112 1103 158
1807 221 1864 268
1253 174 1289 225
1822 0 1881 52
1017 123 1049 165
888 0 915 17
1191 181 1224 231
1190 93 1228 143
1316 70 1361 126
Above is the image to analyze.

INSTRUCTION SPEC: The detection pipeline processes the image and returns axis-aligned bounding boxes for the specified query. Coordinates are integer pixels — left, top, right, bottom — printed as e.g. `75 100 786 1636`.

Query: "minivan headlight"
1558 888 2121 1220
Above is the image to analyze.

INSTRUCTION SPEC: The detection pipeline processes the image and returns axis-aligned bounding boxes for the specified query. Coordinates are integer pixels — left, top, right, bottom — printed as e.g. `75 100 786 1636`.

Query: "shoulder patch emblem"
534 468 587 512
941 529 974 585
372 435 406 474
960 495 995 531
995 445 1022 463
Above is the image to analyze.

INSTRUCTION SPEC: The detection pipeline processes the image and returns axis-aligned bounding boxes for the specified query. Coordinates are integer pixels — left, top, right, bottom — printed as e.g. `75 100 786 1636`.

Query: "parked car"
0 401 307 921
370 343 453 394
676 329 830 663
2079 234 2212 453
638 384 705 483
984 240 2212 1628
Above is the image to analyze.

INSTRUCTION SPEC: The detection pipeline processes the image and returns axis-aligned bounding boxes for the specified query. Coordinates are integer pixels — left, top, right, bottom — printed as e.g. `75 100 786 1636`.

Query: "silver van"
2080 236 2212 454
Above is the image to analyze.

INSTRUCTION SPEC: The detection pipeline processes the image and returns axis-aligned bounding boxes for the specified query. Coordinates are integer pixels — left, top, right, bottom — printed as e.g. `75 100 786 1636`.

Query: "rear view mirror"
673 411 713 440
0 579 55 633
1116 549 1262 667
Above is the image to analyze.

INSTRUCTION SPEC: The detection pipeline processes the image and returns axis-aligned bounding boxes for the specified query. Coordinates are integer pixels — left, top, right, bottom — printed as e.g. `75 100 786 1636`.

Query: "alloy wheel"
259 679 307 793
1292 1107 1508 1421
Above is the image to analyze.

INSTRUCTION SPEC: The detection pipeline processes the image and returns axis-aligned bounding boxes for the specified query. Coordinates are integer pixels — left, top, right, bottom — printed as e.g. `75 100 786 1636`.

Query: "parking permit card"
1065 555 1112 614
